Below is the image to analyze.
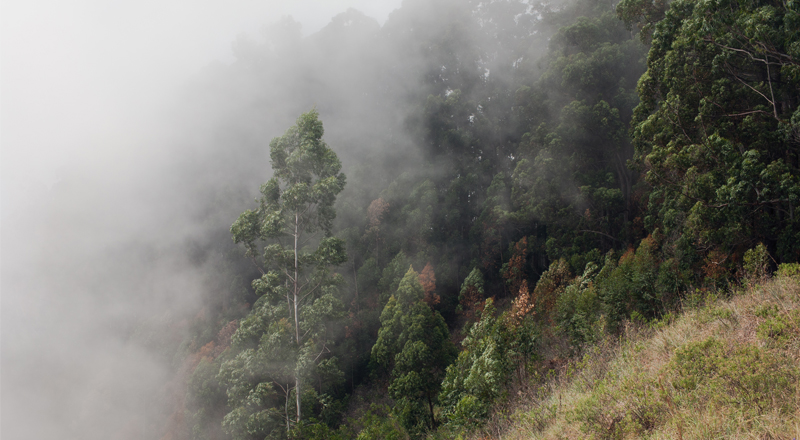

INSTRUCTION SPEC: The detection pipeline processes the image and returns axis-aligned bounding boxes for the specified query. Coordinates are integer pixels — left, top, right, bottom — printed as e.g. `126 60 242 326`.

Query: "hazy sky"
1 0 402 217
1 2 403 438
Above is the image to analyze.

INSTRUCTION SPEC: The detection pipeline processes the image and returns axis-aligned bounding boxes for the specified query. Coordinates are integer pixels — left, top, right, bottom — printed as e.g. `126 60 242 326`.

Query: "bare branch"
707 40 784 66
313 343 330 362
731 73 777 113
250 256 266 276
723 110 773 118
765 61 779 120
299 279 325 303
578 230 621 242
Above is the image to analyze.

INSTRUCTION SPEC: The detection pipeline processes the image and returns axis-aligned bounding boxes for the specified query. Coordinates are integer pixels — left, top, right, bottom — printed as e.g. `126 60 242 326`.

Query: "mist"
2 2 406 438
0 0 576 437
3 0 785 437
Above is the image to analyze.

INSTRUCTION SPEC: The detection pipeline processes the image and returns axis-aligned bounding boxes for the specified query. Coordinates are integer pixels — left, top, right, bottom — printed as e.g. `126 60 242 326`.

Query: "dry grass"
477 274 800 440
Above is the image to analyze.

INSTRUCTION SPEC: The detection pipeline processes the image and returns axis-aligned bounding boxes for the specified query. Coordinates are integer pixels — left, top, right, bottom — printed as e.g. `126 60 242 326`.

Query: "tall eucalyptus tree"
226 110 347 436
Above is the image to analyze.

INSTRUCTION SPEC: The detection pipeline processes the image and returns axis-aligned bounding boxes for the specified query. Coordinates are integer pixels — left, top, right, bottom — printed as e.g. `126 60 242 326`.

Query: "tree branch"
578 229 620 242
313 342 330 362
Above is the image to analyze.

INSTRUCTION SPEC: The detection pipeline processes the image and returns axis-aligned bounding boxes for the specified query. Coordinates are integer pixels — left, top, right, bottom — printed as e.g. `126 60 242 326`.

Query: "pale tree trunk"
294 212 302 424
285 385 290 435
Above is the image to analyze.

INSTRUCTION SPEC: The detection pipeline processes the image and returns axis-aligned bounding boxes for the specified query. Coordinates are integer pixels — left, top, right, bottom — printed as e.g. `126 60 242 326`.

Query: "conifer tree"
371 267 457 436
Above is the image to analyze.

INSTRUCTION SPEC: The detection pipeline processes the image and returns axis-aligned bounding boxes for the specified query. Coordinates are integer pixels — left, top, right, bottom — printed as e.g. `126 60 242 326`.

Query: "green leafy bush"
777 263 800 278
670 338 797 415
757 310 800 345
556 262 602 346
570 370 667 438
597 237 661 332
743 243 770 281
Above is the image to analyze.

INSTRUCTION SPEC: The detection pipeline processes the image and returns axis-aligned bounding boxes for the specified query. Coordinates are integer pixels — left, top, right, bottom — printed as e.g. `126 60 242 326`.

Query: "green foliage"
457 268 485 316
187 358 229 440
777 262 800 278
371 267 457 437
743 243 770 280
351 404 409 440
471 173 512 273
378 252 409 305
556 262 602 346
597 237 662 332
616 0 668 41
511 3 646 255
223 110 348 438
757 309 800 345
631 0 800 271
670 337 797 415
439 300 509 429
571 374 667 438
531 258 573 318
439 291 543 431
177 0 800 438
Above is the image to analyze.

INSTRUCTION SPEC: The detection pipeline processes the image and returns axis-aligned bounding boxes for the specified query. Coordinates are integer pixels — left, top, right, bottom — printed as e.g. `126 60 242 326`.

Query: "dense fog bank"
2 2 410 438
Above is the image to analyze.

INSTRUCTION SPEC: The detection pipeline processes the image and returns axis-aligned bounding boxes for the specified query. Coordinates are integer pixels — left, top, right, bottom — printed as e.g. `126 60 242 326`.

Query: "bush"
351 404 409 440
757 310 800 345
556 263 601 346
570 370 667 438
598 237 661 332
777 262 800 278
743 243 770 281
670 337 797 415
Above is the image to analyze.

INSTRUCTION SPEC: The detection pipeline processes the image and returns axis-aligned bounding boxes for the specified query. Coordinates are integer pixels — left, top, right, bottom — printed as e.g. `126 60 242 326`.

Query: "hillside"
5 0 799 438
476 268 800 439
155 0 800 438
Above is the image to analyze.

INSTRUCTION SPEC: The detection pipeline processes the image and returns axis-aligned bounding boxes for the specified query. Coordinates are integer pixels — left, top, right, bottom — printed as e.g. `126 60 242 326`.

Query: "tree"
458 267 486 322
628 0 800 270
439 299 508 429
418 262 439 306
371 267 457 437
227 109 347 435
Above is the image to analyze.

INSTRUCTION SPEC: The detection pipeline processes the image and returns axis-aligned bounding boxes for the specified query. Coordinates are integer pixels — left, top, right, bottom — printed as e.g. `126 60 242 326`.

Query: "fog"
1 1 404 438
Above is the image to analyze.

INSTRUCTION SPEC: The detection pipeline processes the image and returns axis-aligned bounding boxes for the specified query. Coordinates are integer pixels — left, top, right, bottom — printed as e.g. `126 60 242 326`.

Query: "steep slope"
483 268 800 439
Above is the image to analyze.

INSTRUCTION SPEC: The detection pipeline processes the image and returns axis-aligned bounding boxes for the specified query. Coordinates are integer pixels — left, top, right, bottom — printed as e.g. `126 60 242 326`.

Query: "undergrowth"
464 271 800 439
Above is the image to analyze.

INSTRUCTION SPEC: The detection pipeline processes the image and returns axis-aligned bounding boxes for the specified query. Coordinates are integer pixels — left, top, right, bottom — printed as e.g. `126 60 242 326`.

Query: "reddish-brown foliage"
532 259 572 318
459 285 485 322
507 280 535 326
503 237 530 294
619 246 636 264
216 320 238 350
703 248 729 283
419 262 440 306
367 198 390 228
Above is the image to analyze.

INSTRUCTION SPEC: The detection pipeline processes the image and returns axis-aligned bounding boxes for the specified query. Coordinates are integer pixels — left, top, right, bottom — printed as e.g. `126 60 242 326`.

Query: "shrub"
757 310 800 345
743 243 770 281
352 404 409 440
670 337 797 415
598 236 661 332
777 262 800 278
556 262 601 346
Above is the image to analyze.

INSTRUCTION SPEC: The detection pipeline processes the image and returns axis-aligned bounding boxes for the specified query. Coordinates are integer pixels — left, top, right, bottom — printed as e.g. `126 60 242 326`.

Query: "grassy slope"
480 275 800 439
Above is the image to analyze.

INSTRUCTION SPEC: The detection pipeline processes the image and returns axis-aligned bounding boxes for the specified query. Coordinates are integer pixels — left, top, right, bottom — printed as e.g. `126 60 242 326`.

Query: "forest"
143 0 800 438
